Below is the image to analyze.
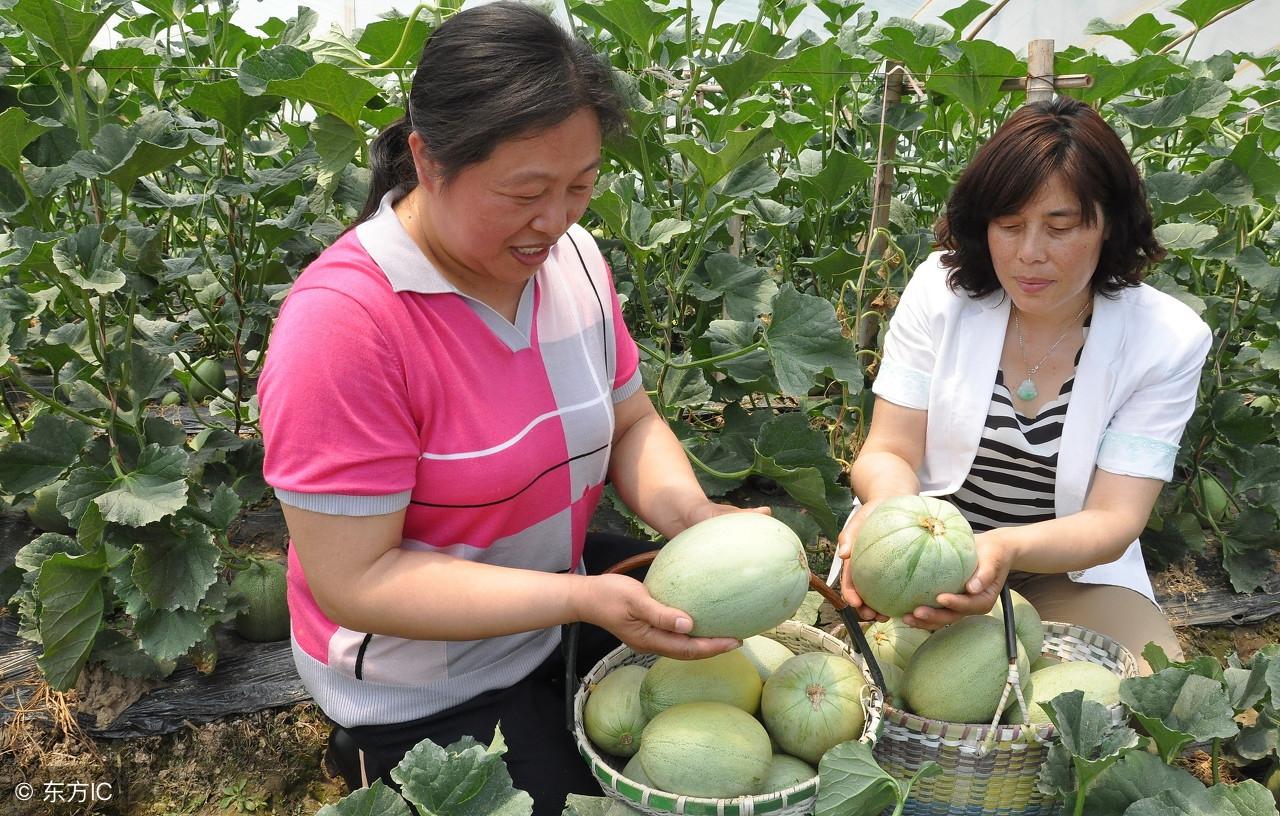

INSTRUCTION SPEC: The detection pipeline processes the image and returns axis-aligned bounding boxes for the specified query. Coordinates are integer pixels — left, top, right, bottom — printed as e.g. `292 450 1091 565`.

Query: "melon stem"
806 683 826 709
919 515 945 536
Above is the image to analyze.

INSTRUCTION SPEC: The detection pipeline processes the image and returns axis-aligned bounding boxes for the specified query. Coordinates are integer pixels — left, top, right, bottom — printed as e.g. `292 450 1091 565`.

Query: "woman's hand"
834 499 890 623
903 529 1017 629
573 573 742 660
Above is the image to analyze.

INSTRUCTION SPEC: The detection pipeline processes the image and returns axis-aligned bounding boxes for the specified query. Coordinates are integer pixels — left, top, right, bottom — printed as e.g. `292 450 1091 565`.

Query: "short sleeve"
1096 319 1212 481
258 286 420 514
872 258 942 409
604 261 642 402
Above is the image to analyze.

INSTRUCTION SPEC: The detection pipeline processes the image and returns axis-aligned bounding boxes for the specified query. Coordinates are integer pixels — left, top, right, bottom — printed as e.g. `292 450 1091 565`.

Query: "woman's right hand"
573 573 742 660
835 499 890 623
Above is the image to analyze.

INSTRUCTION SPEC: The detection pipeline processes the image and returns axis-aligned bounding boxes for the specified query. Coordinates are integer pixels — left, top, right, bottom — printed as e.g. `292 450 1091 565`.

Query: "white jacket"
866 252 1212 602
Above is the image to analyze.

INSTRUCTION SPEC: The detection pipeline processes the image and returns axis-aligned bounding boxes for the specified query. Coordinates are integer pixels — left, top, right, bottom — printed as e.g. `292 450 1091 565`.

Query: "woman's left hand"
679 501 772 530
902 530 1017 629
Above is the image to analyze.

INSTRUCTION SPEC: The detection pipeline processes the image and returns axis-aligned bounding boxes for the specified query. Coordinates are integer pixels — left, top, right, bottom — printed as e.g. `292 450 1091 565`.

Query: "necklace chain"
1012 300 1091 401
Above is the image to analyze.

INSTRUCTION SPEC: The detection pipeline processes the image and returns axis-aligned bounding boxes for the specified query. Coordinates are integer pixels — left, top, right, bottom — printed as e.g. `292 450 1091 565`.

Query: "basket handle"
562 552 889 730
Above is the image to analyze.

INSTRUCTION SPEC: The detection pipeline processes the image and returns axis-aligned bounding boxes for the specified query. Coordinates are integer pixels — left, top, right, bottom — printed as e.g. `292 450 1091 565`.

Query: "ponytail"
351 116 417 228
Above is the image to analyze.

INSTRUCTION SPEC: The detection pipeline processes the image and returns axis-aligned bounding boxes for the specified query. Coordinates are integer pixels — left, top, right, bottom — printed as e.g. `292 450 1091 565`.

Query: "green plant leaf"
787 37 870 111
68 114 201 192
764 284 860 396
691 253 778 321
1085 750 1204 816
312 114 361 191
131 525 220 612
51 225 127 293
35 550 107 690
92 444 191 528
705 50 784 108
1085 15 1177 54
940 0 991 36
925 39 1021 118
1125 779 1280 816
869 18 949 73
0 413 94 495
1154 222 1218 251
266 62 380 129
135 605 206 663
571 0 677 63
238 44 313 95
1229 133 1280 201
1119 670 1239 763
317 780 414 816
814 739 900 816
1195 159 1253 207
1229 246 1280 299
0 107 54 177
667 128 782 189
391 730 533 816
1117 77 1232 129
2 0 123 68
185 78 281 135
753 411 850 536
1044 691 1140 789
1147 171 1199 206
562 794 613 816
702 320 772 384
770 110 818 157
715 157 780 199
355 14 430 67
1168 0 1254 31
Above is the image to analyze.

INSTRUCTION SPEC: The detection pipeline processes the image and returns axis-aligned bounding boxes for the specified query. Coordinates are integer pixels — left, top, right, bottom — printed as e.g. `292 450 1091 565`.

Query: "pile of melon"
849 496 1125 726
579 513 872 807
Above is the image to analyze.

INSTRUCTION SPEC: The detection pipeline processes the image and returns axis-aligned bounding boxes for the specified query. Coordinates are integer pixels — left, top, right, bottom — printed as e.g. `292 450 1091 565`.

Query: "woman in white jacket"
836 96 1211 669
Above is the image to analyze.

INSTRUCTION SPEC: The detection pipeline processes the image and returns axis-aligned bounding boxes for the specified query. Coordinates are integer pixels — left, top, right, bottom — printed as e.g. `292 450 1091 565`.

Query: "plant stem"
0 365 109 430
1211 738 1221 785
684 447 752 480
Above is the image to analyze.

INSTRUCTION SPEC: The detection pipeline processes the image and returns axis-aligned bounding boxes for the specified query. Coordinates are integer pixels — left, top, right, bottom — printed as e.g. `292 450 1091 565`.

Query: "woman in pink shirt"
257 3 763 812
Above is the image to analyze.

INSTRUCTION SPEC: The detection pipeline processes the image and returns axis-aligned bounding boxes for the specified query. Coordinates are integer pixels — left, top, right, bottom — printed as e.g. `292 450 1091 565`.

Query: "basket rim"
877 619 1139 744
571 619 883 813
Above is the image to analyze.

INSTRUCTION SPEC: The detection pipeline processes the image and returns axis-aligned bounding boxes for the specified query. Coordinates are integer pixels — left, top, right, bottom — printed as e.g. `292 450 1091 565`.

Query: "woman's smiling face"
986 172 1107 320
412 107 603 297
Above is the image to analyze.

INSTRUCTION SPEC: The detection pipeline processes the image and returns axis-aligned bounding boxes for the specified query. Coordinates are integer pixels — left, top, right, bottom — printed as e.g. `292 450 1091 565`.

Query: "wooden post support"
1026 39 1056 103
857 60 905 352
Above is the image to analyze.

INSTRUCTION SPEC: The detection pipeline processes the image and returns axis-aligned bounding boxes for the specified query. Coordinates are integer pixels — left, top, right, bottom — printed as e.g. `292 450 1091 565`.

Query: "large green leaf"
715 157 780 199
1085 15 1177 54
691 253 778 321
87 444 190 528
1125 780 1280 816
318 781 414 816
1044 691 1140 785
1229 246 1280 299
132 525 220 612
1119 670 1239 763
312 114 362 191
238 44 313 95
571 0 678 62
792 148 873 205
1154 222 1217 251
35 550 107 690
764 284 860 396
1194 159 1253 208
667 128 782 189
1117 77 1232 129
185 78 281 135
1085 750 1204 816
753 412 850 536
703 319 773 384
561 794 611 816
939 0 991 36
135 605 206 663
1229 134 1280 201
266 62 380 129
786 37 870 111
0 107 54 177
1168 0 1254 30
392 731 534 816
0 413 94 495
52 225 127 294
814 740 899 816
869 18 949 73
67 115 201 192
925 39 1021 118
2 0 123 68
705 50 784 108
355 14 430 67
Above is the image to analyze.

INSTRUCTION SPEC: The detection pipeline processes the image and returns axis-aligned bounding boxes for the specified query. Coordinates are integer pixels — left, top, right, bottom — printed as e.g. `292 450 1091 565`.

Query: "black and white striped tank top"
947 319 1091 533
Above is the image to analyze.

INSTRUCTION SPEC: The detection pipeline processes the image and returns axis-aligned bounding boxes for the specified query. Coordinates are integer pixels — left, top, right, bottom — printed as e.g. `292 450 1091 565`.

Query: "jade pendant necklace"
1012 300 1091 402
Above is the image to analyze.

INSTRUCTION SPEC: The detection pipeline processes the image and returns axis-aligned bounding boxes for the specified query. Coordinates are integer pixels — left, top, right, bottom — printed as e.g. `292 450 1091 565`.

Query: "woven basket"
872 620 1140 816
572 618 884 816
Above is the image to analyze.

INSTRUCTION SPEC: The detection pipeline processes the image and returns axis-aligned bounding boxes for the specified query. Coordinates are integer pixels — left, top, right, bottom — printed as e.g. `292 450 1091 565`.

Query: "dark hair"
934 96 1164 298
354 1 627 225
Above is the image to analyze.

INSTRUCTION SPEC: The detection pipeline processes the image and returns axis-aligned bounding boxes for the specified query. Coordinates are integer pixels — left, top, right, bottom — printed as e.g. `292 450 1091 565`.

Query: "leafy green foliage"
815 740 940 816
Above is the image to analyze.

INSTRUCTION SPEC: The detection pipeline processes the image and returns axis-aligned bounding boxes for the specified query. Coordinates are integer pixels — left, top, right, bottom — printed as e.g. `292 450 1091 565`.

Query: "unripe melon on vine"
865 618 931 671
637 702 772 798
848 496 976 618
230 560 290 642
986 589 1045 659
584 664 648 757
644 513 809 639
760 754 817 793
738 635 795 681
760 652 867 765
639 649 762 718
902 615 1029 724
187 358 227 402
25 481 73 535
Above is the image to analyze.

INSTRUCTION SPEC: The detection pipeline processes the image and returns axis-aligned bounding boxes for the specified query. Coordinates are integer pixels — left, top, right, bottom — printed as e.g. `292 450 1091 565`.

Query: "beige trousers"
1007 572 1182 675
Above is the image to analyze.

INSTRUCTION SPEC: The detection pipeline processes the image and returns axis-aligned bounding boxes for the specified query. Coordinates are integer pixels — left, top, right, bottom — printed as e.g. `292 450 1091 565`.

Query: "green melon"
230 560 290 642
875 661 905 709
639 649 762 719
637 702 772 798
738 635 795 681
848 496 977 618
585 664 649 757
759 753 817 793
620 754 652 787
760 652 867 765
187 358 227 402
865 618 931 671
986 589 1045 659
644 513 810 639
1030 653 1061 672
25 481 73 535
1005 661 1122 725
902 615 1029 724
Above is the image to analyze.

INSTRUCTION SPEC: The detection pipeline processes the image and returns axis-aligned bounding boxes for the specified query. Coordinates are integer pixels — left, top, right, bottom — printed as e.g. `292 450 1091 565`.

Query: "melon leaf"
1118 670 1239 763
391 726 533 816
815 740 938 816
317 780 413 816
1036 691 1140 815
